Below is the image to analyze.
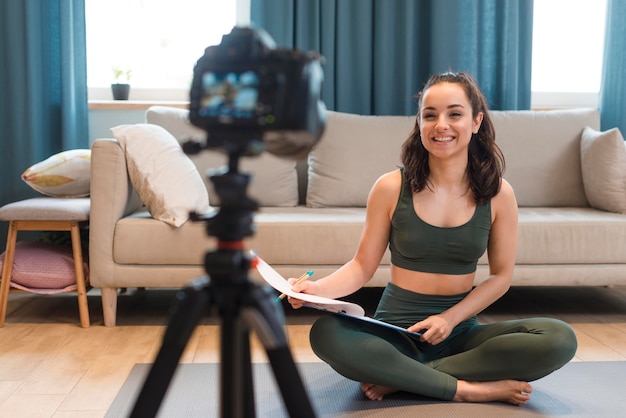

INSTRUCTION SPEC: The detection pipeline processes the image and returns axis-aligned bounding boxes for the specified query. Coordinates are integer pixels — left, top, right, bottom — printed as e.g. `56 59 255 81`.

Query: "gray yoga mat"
107 361 626 417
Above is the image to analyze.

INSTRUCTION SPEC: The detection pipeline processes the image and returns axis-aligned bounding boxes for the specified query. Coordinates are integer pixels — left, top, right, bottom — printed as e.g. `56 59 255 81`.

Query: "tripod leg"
265 347 316 417
221 308 256 418
130 277 211 418
243 284 317 418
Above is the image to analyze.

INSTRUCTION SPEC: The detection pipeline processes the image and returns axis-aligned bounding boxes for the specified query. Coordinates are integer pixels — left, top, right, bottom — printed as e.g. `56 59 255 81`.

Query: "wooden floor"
1 285 626 417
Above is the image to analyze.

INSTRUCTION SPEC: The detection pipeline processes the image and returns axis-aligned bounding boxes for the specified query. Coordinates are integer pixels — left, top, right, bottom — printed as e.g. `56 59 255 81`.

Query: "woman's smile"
432 136 455 143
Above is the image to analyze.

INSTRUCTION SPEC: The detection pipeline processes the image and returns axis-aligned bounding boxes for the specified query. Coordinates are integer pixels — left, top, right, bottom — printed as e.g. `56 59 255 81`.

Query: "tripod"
130 146 316 418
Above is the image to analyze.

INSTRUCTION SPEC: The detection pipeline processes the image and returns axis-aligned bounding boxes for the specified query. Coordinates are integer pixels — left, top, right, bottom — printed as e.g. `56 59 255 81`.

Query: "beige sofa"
90 106 626 326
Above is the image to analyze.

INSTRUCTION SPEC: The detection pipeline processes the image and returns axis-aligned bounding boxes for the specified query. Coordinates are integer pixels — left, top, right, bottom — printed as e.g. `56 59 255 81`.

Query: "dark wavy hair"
400 72 504 205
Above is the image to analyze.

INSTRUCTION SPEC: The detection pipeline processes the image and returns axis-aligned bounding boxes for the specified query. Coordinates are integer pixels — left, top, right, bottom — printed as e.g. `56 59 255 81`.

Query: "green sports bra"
389 168 491 275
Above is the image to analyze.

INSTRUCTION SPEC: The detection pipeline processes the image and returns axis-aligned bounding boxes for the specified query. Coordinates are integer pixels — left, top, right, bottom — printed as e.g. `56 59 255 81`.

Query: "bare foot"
361 382 399 401
454 380 533 405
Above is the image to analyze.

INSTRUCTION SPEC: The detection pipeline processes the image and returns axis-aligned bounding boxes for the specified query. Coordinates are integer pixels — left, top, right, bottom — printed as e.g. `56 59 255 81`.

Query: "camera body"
189 26 326 158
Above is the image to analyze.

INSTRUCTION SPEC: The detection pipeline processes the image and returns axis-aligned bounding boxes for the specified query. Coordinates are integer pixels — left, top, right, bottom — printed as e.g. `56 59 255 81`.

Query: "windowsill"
88 96 598 111
88 100 189 110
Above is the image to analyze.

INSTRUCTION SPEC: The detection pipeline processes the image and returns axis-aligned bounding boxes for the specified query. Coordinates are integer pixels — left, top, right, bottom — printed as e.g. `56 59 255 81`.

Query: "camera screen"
198 71 259 121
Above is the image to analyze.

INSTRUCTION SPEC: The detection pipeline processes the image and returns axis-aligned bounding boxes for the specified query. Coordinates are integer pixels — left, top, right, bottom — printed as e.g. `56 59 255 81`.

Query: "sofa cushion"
490 108 600 207
111 205 626 280
112 206 626 271
307 111 414 207
111 124 211 227
145 106 299 207
113 207 390 266
21 149 91 197
580 126 626 214
143 105 207 142
307 109 599 208
515 207 626 264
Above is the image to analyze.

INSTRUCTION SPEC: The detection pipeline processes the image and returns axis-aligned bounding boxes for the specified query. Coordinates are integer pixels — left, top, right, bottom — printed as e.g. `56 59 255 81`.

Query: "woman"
288 72 577 405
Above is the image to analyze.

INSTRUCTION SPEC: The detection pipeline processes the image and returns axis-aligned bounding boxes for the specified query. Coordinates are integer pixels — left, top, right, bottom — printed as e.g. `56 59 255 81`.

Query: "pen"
276 271 313 302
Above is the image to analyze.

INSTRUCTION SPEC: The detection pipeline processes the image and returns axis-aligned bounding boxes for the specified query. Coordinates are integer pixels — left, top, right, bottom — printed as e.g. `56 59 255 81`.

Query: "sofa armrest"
89 138 143 288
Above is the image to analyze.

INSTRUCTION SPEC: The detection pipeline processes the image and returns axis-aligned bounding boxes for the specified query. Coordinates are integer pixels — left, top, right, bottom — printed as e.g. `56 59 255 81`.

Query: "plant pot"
111 83 130 100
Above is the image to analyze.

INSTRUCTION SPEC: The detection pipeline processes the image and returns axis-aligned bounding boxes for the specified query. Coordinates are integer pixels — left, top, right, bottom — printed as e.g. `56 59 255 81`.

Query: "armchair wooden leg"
0 221 18 327
101 287 118 327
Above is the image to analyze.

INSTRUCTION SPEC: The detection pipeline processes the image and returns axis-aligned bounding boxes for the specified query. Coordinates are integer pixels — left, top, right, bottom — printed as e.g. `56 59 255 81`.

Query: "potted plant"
111 66 132 100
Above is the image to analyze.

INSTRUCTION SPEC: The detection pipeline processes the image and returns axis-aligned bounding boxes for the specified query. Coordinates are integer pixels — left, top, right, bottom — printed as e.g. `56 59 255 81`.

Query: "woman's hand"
409 315 453 345
286 277 316 309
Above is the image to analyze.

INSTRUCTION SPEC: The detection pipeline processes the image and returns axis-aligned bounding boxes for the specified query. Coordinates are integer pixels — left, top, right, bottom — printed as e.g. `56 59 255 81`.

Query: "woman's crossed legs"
310 315 577 404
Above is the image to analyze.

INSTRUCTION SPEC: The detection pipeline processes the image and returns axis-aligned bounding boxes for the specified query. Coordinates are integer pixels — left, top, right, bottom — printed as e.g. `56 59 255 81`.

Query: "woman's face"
418 82 483 159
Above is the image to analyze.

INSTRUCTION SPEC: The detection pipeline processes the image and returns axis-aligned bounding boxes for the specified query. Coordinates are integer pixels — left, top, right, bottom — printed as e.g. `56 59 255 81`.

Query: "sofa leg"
101 287 118 327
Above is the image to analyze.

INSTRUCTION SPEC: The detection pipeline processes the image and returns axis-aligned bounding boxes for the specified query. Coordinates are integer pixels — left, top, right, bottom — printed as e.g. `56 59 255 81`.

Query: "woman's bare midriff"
390 264 475 296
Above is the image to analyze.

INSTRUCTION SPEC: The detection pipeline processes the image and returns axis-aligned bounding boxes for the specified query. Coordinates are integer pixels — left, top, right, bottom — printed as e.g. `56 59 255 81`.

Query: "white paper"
253 254 365 316
253 253 420 336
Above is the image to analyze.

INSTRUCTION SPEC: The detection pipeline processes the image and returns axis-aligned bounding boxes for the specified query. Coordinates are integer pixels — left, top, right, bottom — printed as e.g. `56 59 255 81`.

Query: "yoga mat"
107 361 626 417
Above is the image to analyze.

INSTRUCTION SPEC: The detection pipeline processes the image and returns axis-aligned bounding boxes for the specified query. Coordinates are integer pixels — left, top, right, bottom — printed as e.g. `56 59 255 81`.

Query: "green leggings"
309 283 578 400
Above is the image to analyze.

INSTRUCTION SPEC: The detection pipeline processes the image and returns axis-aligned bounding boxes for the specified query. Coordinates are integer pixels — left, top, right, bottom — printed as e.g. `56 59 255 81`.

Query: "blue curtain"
251 0 533 114
0 0 88 208
599 0 626 133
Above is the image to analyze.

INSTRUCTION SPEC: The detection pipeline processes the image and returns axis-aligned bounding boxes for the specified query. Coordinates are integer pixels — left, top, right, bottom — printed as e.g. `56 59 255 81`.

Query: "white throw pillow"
580 126 626 213
111 124 211 227
22 149 91 197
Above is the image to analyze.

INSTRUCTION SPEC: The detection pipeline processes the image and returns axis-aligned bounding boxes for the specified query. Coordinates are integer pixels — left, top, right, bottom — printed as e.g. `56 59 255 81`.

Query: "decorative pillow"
145 106 299 207
21 149 91 197
111 124 211 227
144 105 207 144
580 126 626 213
0 241 89 294
307 111 414 207
491 108 599 207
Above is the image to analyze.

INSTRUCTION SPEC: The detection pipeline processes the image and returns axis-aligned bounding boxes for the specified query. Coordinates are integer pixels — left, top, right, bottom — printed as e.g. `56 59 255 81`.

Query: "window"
531 0 607 108
87 0 607 107
86 0 249 101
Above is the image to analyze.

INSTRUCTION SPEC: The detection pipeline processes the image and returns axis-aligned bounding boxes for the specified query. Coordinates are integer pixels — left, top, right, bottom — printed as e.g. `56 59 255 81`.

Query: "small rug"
107 361 626 417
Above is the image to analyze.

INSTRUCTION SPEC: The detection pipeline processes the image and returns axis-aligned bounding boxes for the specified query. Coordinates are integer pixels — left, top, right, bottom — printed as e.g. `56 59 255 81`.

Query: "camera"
189 26 326 159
